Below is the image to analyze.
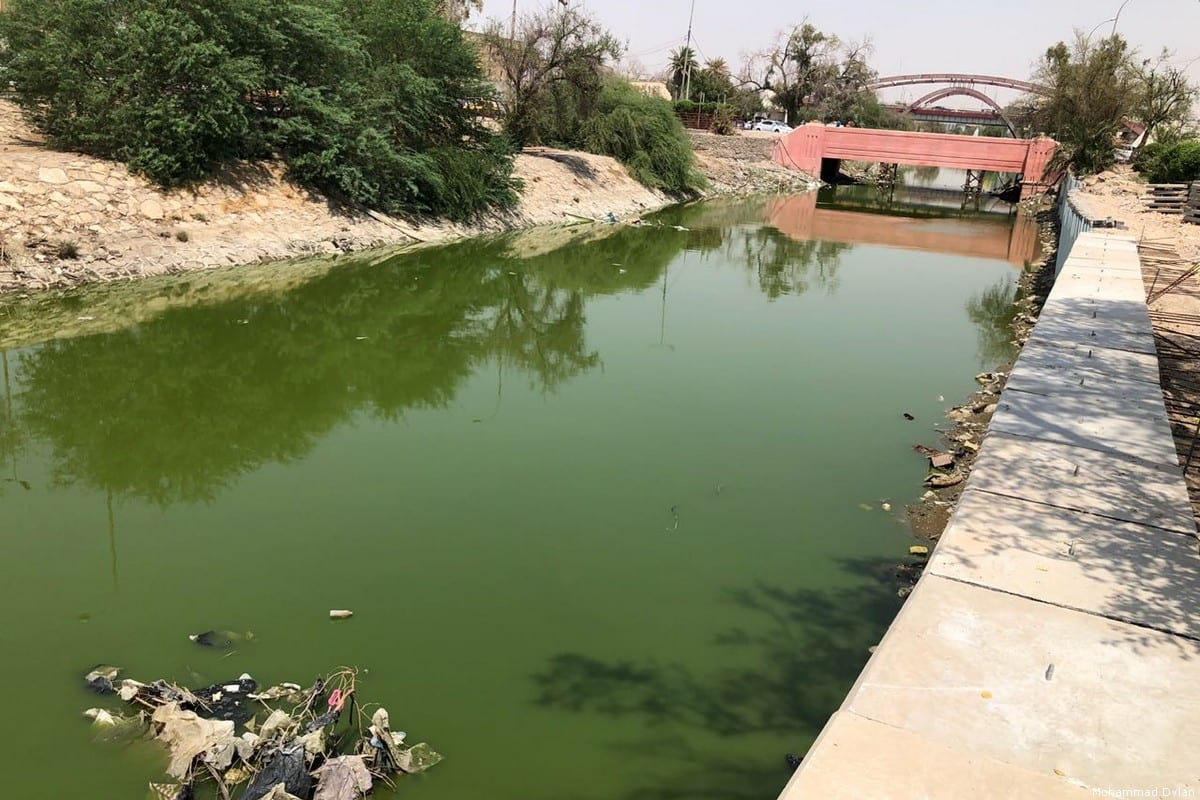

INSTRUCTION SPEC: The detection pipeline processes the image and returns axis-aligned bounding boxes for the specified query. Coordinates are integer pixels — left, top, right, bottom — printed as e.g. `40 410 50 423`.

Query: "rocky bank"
0 101 816 293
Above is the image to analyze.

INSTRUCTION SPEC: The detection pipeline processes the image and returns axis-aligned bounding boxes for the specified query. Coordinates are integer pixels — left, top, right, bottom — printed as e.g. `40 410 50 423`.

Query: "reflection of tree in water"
533 563 902 800
687 224 849 300
0 351 28 495
966 277 1020 367
739 230 850 300
663 199 853 300
12 227 684 505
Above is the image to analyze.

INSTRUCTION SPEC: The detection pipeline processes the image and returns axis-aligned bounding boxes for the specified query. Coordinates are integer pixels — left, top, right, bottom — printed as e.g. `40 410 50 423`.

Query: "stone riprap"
779 231 1200 799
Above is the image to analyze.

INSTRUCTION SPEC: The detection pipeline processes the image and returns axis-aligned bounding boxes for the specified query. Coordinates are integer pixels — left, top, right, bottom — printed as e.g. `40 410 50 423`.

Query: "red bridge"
773 124 1057 198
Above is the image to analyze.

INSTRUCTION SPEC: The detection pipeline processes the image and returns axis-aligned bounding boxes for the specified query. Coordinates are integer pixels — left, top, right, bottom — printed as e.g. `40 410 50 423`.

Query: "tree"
738 23 876 124
668 46 700 99
582 79 703 193
433 0 480 23
686 57 736 104
482 7 622 147
482 8 699 194
1026 34 1140 174
1132 51 1197 154
0 0 518 219
728 86 765 120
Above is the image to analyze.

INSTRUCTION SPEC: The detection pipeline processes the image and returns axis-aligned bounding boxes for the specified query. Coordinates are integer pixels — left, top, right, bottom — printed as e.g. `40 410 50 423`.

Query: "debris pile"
82 665 441 800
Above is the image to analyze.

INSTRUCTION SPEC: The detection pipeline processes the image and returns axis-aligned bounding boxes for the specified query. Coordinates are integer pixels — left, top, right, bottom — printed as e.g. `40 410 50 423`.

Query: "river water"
0 192 1034 799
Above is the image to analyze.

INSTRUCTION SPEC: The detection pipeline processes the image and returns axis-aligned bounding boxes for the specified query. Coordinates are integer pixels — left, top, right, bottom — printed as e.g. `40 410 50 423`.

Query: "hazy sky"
470 0 1200 106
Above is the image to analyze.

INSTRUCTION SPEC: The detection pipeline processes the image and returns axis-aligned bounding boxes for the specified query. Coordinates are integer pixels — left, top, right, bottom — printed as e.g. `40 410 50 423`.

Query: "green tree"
738 23 875 124
668 46 700 99
1027 34 1140 174
582 79 704 194
482 7 621 147
0 0 517 219
484 8 700 195
433 0 480 23
1132 51 1197 155
687 58 736 104
1135 139 1200 183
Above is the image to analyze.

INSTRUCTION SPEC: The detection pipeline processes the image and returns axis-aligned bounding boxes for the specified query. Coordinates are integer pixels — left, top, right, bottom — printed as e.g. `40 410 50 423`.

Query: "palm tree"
669 46 699 99
704 57 730 82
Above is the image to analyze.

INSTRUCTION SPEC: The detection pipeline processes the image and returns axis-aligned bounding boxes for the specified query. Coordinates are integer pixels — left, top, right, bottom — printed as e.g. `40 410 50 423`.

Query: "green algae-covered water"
0 195 1027 799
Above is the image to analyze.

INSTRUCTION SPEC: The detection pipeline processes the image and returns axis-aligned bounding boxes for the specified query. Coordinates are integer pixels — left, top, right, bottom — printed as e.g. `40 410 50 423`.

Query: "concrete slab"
929 488 1200 638
1006 339 1162 389
1059 254 1143 270
988 387 1178 465
845 576 1200 791
966 432 1194 534
1026 314 1157 355
1004 366 1163 403
779 711 1092 799
1037 296 1154 330
1051 275 1149 303
1001 369 1167 411
1069 232 1138 252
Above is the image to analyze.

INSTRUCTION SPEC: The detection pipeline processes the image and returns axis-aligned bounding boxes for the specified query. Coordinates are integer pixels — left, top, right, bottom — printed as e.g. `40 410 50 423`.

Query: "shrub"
0 0 517 220
582 80 705 195
709 105 735 135
1134 139 1200 183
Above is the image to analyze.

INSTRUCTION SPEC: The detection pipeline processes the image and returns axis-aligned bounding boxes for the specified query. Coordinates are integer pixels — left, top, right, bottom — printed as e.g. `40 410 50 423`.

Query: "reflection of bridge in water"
765 191 1039 268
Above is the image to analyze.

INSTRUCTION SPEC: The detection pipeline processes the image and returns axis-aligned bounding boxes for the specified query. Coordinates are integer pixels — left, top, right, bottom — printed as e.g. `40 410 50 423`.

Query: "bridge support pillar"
772 122 828 178
820 158 842 184
1020 136 1057 199
963 169 984 210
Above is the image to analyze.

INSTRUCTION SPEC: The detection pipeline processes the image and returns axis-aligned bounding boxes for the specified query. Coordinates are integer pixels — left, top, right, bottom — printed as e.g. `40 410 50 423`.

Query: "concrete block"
966 432 1194 534
1026 314 1157 355
845 576 1200 791
1050 275 1148 303
929 489 1200 638
988 388 1177 465
780 711 1092 799
1006 339 1162 389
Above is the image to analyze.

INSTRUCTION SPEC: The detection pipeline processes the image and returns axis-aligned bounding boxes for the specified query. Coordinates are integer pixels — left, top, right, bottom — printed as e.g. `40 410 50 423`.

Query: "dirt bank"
1071 165 1200 262
0 101 816 293
687 130 816 196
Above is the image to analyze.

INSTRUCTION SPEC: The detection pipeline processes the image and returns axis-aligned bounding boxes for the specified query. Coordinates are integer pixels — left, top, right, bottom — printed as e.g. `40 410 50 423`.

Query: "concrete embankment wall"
1056 174 1093 275
778 230 1200 797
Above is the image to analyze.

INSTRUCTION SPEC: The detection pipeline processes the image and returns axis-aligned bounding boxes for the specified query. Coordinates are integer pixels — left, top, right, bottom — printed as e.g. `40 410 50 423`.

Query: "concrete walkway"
779 231 1200 798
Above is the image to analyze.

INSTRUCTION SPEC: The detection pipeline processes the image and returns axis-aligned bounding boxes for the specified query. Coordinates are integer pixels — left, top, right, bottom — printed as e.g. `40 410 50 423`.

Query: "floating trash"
79 665 441 800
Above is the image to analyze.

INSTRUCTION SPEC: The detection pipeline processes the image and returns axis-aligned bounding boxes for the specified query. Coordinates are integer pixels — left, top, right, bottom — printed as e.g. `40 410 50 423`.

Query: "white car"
753 120 793 133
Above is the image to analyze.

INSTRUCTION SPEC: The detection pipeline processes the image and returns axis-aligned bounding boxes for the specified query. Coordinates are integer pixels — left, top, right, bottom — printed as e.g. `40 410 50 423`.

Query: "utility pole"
682 0 696 101
510 0 517 40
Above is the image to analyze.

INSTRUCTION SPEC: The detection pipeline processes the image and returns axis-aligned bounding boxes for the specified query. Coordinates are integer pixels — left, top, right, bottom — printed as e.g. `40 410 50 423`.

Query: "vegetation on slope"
0 0 518 219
